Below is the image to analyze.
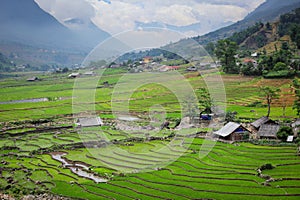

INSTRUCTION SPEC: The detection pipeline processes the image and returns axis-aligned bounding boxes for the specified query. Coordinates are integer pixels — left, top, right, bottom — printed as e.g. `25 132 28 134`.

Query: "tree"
215 39 239 74
293 78 300 117
197 88 213 114
225 111 236 122
62 67 69 73
260 86 280 117
205 42 215 56
183 96 198 121
277 126 293 142
241 62 261 76
273 62 288 71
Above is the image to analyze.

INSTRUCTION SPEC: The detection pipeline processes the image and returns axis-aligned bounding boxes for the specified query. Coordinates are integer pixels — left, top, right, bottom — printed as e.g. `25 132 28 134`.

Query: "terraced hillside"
1 134 300 199
0 69 299 199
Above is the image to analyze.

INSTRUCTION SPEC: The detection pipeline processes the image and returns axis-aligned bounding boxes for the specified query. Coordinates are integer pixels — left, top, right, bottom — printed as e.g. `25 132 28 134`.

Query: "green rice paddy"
0 68 299 199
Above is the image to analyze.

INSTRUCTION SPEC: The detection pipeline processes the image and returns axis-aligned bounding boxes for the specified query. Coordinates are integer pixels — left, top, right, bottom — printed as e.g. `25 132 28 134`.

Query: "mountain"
118 0 300 62
0 0 74 49
0 0 110 68
63 18 110 48
0 0 110 49
192 0 300 45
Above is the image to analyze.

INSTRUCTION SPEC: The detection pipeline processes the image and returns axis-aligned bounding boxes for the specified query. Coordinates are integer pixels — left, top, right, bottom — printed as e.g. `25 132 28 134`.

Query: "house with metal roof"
68 73 80 78
76 117 103 127
251 116 273 130
83 71 95 76
257 124 280 139
214 122 249 141
287 135 294 142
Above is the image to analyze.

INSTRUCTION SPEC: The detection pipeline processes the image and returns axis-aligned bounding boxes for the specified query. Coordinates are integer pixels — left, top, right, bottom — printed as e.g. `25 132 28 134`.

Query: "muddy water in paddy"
0 98 49 104
50 152 108 183
0 97 72 104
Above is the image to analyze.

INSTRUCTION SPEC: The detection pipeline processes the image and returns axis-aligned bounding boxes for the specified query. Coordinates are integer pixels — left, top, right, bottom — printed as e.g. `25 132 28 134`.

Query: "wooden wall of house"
224 132 243 141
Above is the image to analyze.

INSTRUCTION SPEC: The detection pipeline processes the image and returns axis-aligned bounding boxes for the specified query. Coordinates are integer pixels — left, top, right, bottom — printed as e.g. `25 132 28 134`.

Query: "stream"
50 152 108 183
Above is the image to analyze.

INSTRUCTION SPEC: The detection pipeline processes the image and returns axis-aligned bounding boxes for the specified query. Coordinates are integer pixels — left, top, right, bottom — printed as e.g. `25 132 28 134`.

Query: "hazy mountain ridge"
0 0 110 67
118 0 300 62
192 0 300 45
0 0 110 50
0 0 73 49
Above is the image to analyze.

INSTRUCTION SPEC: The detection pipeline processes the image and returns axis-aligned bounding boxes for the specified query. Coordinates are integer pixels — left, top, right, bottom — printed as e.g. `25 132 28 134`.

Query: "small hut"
287 136 294 142
257 124 280 139
27 77 39 82
76 117 103 127
83 71 95 76
214 122 249 141
251 116 274 130
68 73 80 78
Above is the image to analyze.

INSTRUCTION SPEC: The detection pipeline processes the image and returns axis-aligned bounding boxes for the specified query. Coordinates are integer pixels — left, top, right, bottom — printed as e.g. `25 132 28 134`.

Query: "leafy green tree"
183 96 199 121
215 39 239 74
289 24 300 49
62 67 69 73
241 62 261 76
277 126 293 142
293 78 300 117
205 42 215 56
260 86 280 117
225 111 236 122
197 88 213 114
273 62 288 71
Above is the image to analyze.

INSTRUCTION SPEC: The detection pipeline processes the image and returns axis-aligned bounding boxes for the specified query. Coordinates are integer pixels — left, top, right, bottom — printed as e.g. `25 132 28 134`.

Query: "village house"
187 66 198 71
214 122 249 141
159 65 180 72
143 56 153 64
76 117 103 127
83 71 95 76
287 135 294 142
250 116 280 139
68 73 80 78
243 58 258 67
250 116 274 132
257 124 280 139
27 76 39 82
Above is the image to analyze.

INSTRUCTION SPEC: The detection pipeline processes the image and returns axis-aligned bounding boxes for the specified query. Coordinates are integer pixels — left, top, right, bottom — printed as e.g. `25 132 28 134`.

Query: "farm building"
27 77 39 81
287 135 294 142
257 124 280 139
187 66 198 71
68 73 80 78
249 116 277 136
83 71 95 76
214 122 249 141
143 56 153 64
76 117 103 127
251 116 275 130
159 66 180 72
291 119 300 136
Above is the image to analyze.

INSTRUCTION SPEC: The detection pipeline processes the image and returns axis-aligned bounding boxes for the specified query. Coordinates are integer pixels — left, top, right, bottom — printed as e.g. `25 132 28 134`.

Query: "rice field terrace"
0 68 299 199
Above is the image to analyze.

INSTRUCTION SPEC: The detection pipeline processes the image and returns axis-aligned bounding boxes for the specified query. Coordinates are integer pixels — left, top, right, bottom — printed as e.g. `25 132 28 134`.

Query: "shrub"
260 163 274 170
264 70 295 78
277 126 293 142
225 111 236 122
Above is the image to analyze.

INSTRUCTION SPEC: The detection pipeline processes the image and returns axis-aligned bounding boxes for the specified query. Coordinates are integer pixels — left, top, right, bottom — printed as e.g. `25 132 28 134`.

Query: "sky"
35 0 265 37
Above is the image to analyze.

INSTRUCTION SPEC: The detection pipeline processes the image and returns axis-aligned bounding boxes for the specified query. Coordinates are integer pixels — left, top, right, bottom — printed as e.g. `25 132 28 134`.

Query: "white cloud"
35 0 265 37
